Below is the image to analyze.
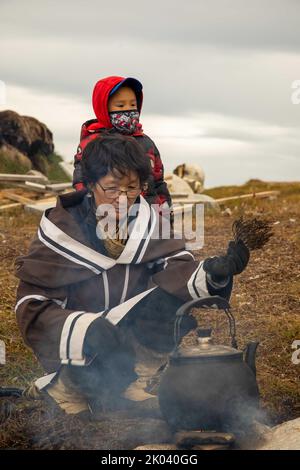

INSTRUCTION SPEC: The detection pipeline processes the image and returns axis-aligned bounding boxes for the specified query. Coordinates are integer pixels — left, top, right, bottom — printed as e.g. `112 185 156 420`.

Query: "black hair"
81 134 151 187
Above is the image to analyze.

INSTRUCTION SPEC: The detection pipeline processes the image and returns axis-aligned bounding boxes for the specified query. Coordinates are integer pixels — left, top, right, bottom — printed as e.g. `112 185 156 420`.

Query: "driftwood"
0 202 22 211
25 197 57 213
45 182 72 192
215 190 279 203
171 190 279 206
25 181 47 192
1 191 34 204
0 173 48 184
172 197 214 204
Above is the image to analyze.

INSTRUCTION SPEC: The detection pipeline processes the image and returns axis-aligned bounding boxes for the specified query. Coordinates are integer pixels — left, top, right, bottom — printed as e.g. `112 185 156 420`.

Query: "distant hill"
0 110 70 183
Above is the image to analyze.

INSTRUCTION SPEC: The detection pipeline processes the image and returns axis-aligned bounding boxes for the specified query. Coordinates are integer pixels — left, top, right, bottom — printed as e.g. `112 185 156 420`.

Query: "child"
73 76 171 208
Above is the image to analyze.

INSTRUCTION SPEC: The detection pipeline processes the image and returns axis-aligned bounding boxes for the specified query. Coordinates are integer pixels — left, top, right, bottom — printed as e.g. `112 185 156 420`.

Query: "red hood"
88 76 144 133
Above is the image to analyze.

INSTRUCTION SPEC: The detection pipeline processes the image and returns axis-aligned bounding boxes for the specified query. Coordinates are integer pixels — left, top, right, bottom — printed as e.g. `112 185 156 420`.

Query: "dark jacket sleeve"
148 249 233 302
15 280 74 372
15 280 104 372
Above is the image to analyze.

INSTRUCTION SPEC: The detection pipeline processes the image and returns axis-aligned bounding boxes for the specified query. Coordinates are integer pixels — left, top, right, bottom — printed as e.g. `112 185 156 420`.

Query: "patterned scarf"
109 110 140 135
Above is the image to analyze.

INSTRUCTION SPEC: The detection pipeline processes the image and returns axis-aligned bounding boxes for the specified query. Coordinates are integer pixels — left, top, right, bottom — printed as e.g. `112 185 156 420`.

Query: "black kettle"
158 296 260 432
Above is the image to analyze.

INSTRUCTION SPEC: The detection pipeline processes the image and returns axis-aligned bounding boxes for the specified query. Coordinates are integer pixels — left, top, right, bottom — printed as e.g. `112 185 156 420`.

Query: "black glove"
83 316 124 361
70 318 137 404
203 239 250 283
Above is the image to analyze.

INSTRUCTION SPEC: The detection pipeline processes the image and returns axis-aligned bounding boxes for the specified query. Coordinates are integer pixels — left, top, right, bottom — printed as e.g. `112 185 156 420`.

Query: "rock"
191 444 230 451
167 174 194 195
222 207 232 216
237 418 300 450
175 431 235 448
134 444 177 450
0 110 54 160
256 418 300 450
173 163 205 193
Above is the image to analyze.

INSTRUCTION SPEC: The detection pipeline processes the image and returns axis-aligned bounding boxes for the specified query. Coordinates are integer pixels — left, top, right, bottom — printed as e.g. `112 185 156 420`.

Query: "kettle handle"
176 295 231 317
174 295 238 350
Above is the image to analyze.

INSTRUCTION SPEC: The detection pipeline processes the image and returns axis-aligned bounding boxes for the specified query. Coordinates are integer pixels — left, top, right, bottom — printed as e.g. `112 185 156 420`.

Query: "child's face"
108 86 137 112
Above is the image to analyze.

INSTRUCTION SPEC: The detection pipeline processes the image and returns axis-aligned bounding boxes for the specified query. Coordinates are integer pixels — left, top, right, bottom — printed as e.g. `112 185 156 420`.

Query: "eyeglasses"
96 181 142 199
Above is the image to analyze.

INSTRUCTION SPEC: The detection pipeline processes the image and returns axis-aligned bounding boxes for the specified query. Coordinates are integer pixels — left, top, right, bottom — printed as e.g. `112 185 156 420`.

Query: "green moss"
0 148 71 183
47 152 72 183
31 152 71 183
0 150 31 174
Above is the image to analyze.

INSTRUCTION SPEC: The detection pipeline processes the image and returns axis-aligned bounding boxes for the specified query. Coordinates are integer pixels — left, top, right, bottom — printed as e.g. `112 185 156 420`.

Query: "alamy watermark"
291 340 300 365
291 80 300 104
0 80 6 105
0 340 5 365
95 202 204 250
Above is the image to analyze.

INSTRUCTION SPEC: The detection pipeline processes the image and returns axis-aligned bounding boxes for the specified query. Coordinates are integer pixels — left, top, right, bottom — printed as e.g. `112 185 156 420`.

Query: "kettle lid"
171 328 243 363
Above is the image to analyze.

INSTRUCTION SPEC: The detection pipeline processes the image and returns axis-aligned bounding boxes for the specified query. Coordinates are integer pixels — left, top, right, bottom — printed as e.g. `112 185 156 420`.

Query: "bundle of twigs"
232 216 274 251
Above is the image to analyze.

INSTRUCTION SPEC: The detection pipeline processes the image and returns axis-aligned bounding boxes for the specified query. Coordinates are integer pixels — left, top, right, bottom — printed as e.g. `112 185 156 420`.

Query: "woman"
15 134 249 415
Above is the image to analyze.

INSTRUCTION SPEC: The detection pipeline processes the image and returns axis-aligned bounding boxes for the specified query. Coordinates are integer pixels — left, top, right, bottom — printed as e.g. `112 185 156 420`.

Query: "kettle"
158 296 260 432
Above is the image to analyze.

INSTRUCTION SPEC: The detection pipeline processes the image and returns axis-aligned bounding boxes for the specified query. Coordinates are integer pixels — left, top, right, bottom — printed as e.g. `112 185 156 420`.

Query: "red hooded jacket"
73 76 171 206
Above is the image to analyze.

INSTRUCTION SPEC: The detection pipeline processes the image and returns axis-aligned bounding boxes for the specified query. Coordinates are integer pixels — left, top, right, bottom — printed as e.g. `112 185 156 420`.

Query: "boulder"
0 110 54 159
173 163 205 193
237 418 300 450
256 418 300 450
166 174 194 195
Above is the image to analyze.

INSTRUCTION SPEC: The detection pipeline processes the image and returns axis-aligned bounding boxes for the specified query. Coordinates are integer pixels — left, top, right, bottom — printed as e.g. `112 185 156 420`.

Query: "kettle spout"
244 341 259 377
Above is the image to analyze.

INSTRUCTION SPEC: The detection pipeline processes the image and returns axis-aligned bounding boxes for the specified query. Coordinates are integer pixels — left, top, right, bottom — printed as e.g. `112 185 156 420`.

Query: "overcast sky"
1 0 300 187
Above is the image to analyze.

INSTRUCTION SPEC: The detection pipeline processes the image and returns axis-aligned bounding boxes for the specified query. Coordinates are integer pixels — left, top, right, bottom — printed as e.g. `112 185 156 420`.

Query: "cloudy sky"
1 0 300 187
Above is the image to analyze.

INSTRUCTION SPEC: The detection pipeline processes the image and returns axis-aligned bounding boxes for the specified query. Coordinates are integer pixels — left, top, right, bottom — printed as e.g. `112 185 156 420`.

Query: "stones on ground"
175 430 235 448
134 444 177 450
255 417 300 450
191 444 230 450
222 207 232 216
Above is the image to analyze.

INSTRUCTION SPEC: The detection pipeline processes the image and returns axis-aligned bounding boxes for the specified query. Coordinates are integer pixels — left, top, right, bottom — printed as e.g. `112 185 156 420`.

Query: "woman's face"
92 170 141 220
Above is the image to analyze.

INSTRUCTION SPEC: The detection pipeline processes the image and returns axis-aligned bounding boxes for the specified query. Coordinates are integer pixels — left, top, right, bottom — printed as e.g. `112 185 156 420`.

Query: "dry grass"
194 179 300 423
0 208 43 388
0 180 299 448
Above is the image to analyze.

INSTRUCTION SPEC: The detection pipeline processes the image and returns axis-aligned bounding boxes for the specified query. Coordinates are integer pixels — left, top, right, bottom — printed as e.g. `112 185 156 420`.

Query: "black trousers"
62 288 196 409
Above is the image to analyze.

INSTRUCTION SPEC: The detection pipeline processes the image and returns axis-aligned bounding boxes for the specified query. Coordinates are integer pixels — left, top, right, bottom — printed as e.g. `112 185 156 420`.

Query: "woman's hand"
83 317 122 360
